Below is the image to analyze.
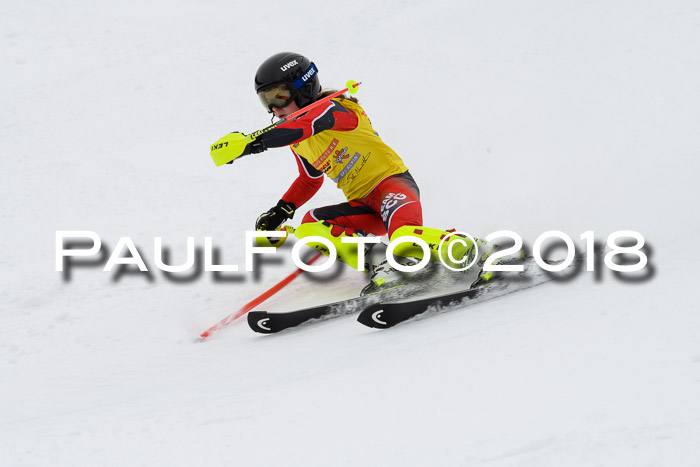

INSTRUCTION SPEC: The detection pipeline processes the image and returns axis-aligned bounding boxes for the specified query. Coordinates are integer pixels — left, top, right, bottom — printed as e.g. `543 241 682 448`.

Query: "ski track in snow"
2 0 700 465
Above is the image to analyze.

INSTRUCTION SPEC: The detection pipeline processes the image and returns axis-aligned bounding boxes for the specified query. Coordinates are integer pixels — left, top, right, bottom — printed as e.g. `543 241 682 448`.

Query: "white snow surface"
2 0 700 465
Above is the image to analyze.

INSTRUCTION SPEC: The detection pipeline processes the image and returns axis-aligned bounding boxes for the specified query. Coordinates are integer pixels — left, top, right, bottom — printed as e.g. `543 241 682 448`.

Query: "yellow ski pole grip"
210 132 255 166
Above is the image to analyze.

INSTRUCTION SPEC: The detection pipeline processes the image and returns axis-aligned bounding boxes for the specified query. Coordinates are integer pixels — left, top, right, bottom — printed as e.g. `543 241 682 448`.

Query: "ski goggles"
257 84 295 111
257 63 318 112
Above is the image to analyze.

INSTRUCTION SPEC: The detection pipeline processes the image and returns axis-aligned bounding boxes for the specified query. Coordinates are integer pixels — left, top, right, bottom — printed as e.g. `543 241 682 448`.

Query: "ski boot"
360 248 424 296
469 239 530 288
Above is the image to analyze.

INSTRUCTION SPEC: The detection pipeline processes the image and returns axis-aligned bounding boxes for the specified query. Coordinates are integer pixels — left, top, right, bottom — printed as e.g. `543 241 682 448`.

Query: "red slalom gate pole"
198 252 322 341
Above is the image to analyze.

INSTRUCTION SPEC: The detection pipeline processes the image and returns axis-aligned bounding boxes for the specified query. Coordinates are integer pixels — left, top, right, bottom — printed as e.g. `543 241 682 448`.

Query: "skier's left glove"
255 199 296 231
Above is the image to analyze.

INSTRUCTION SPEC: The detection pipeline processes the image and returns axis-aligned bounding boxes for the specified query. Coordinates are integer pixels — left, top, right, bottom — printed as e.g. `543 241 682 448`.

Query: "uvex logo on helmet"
300 66 316 83
280 60 299 71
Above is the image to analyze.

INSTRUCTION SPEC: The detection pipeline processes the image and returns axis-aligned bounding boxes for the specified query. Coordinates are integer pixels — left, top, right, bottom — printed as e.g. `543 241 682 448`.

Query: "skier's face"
272 101 300 120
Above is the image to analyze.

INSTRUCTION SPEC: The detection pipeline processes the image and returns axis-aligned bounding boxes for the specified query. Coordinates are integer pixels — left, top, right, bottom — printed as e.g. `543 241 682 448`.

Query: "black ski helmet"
255 52 320 112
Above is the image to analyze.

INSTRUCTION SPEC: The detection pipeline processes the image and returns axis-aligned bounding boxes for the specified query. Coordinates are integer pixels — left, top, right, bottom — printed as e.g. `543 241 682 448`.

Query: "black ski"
357 286 488 329
357 258 576 329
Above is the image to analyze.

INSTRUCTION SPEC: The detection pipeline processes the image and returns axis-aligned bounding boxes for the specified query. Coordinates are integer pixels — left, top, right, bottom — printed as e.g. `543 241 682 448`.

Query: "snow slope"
2 0 699 465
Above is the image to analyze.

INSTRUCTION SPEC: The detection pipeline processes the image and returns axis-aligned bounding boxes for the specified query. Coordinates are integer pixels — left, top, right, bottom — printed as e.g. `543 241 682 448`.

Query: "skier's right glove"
224 133 266 164
255 199 296 231
211 132 267 166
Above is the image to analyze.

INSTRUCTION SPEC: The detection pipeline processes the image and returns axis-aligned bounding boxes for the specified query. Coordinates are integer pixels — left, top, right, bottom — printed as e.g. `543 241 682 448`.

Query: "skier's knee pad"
389 225 475 268
294 220 375 271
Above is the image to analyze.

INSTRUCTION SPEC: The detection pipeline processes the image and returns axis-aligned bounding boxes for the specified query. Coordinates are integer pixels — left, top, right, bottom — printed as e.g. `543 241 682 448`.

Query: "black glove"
225 133 266 164
255 199 296 231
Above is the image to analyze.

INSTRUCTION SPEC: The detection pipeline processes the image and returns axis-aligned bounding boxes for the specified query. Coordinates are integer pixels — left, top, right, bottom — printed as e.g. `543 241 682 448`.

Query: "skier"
228 52 484 294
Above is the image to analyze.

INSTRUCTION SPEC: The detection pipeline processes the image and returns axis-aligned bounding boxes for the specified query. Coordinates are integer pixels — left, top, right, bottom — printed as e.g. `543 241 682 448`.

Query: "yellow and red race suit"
258 97 420 237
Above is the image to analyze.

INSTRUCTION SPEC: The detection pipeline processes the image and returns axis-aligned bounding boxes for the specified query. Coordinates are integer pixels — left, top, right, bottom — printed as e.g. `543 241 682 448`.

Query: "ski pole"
210 80 362 166
197 251 323 341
